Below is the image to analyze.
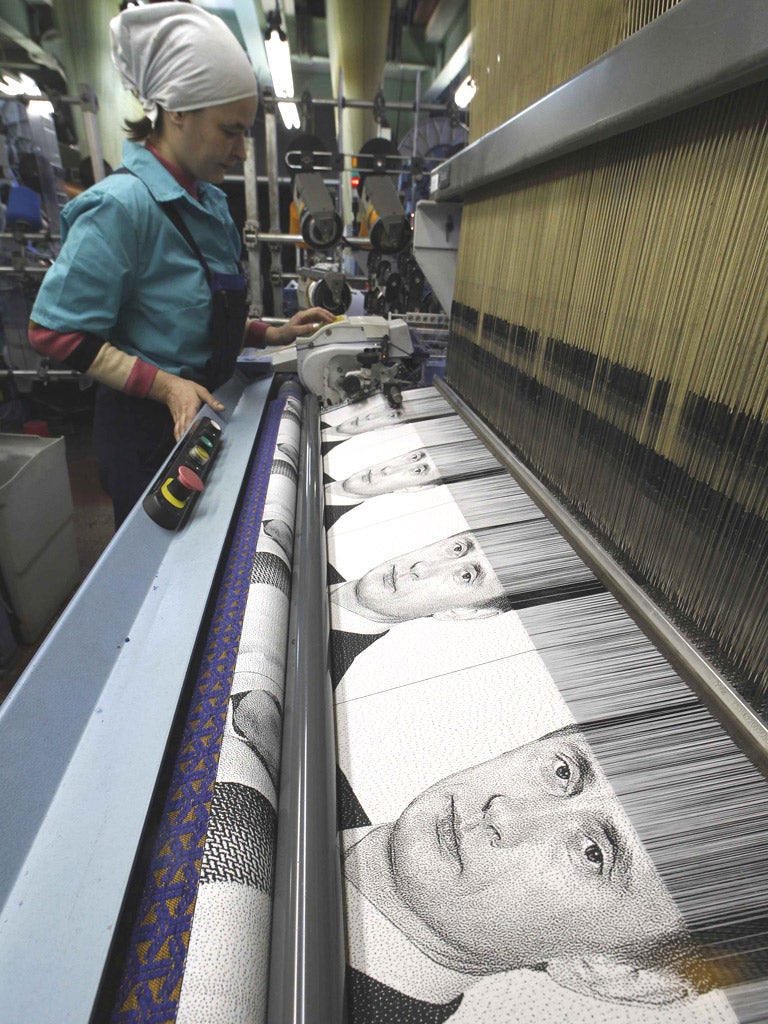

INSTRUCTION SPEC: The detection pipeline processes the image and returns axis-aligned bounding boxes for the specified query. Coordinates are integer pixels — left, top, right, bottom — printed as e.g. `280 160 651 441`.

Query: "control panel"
143 416 223 530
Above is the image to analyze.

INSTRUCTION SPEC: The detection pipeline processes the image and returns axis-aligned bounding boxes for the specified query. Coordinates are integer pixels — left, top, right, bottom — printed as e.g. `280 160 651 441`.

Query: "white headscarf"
110 2 258 123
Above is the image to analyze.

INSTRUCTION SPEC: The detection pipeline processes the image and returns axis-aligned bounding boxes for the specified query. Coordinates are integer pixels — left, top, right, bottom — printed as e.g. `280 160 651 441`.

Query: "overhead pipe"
325 0 392 225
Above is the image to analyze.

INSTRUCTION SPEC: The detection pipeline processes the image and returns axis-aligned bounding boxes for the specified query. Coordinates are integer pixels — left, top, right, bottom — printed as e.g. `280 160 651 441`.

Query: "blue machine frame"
0 373 273 1024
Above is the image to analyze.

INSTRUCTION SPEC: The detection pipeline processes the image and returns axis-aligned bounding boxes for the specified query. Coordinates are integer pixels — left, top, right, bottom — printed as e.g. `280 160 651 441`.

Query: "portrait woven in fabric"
322 389 768 1024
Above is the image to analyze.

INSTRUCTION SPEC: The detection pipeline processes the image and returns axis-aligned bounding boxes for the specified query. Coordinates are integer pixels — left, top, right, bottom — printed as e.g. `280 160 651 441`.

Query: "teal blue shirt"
31 141 242 380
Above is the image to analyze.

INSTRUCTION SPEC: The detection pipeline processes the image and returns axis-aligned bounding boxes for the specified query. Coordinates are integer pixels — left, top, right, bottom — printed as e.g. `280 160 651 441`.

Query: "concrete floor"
0 386 114 703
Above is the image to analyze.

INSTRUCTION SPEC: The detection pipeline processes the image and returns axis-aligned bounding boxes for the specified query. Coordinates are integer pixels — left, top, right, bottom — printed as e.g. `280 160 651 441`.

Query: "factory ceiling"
0 0 470 106
0 0 469 170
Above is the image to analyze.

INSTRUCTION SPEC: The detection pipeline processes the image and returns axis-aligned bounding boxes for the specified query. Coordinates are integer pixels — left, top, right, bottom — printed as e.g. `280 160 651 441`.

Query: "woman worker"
28 1 333 526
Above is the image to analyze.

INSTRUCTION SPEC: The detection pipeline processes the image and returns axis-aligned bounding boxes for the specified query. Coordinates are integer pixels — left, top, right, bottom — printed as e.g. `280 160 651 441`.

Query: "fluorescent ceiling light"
278 101 301 130
28 99 55 117
0 72 41 97
265 13 294 99
454 75 477 109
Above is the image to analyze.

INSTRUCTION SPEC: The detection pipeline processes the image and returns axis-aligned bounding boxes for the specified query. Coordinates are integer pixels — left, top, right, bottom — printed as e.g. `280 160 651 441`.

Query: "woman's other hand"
266 306 336 346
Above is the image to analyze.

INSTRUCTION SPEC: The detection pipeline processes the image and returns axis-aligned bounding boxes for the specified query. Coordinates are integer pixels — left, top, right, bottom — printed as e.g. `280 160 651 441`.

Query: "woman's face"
167 95 257 183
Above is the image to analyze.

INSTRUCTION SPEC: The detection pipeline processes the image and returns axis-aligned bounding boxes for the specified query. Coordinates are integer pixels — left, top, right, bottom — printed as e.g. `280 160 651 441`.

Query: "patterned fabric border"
109 390 289 1024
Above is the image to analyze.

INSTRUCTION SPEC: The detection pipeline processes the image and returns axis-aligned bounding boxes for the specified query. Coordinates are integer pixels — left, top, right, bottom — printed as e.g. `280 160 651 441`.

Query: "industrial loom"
3 1 768 1022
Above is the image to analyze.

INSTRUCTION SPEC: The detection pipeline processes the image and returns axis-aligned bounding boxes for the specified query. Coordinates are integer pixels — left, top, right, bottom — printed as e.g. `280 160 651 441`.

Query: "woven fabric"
109 391 288 1024
249 550 291 594
197 783 276 891
270 457 298 484
173 381 304 1023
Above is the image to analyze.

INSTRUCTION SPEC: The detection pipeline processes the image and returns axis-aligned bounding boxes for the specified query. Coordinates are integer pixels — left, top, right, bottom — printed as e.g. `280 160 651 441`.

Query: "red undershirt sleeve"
245 319 270 349
28 322 158 398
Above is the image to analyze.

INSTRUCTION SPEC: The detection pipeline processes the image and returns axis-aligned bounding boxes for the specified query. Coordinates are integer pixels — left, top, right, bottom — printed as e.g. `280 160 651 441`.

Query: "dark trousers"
93 385 176 528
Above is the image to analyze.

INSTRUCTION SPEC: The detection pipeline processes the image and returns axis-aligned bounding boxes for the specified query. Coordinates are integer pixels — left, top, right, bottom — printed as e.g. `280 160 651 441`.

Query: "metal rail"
282 94 446 114
267 393 345 1024
436 378 768 774
0 368 82 380
257 230 373 250
0 233 59 241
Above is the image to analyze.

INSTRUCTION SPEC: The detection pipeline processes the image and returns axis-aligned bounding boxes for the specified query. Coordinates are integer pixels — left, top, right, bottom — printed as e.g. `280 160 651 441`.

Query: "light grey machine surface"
0 373 273 1024
296 315 414 407
412 200 462 315
268 315 417 407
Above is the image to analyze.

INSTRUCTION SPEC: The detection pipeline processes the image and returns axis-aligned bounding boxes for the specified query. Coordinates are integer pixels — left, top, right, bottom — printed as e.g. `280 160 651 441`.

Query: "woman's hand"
265 306 336 346
150 369 224 440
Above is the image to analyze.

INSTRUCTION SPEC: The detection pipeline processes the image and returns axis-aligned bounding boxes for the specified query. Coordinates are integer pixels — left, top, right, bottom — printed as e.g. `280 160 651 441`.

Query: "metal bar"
337 67 345 167
0 89 102 111
267 394 345 1024
0 233 60 241
336 68 352 266
256 231 373 250
338 96 444 113
435 378 768 772
0 266 47 274
3 94 86 105
257 231 305 245
286 149 411 167
342 236 374 250
275 272 368 284
431 0 768 199
264 101 285 316
284 94 445 113
78 84 106 184
264 105 282 235
223 174 338 186
410 70 421 217
242 135 264 317
1 369 81 379
292 53 433 77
